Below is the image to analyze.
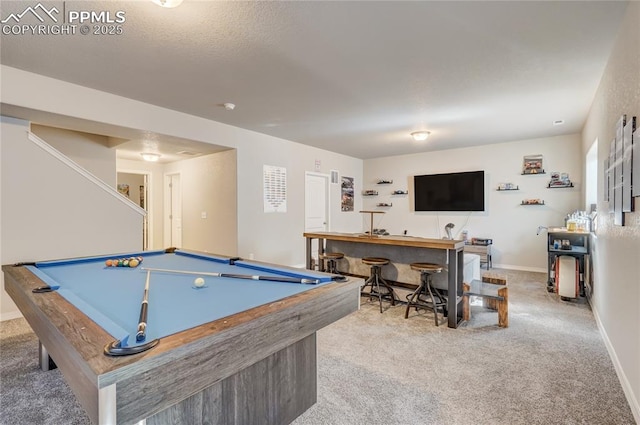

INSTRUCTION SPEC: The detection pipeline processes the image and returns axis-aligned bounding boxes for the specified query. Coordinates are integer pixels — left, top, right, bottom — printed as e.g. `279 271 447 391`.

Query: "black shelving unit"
545 228 590 298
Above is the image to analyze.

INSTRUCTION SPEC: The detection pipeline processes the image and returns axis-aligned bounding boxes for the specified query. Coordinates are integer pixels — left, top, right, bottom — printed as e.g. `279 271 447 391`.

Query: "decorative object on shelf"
392 189 408 195
497 183 519 191
547 172 573 188
376 203 393 207
522 154 545 174
341 176 354 212
365 228 390 236
377 179 393 184
521 199 545 205
362 190 378 196
470 238 492 246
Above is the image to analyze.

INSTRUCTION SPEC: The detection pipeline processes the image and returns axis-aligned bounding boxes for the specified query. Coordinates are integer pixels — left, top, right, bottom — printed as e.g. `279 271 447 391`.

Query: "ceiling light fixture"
141 153 161 162
411 131 431 141
150 0 184 8
223 103 236 111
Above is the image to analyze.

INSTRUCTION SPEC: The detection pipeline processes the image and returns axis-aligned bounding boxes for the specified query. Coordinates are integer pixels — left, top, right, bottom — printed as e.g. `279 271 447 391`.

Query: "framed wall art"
622 116 635 211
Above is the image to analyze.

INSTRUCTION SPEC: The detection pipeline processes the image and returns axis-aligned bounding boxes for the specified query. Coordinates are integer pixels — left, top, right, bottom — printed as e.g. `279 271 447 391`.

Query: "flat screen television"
414 170 485 212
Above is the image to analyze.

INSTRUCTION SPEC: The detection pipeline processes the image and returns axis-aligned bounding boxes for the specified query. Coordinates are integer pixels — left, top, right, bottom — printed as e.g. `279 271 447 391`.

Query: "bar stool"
405 262 447 326
361 257 397 313
319 252 344 274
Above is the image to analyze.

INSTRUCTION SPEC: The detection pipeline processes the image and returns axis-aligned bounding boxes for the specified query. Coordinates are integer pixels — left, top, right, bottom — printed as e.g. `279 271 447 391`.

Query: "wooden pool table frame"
3 253 361 425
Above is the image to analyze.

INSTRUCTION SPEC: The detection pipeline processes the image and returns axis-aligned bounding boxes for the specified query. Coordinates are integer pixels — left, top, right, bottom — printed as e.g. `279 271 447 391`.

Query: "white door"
305 173 329 268
165 173 182 248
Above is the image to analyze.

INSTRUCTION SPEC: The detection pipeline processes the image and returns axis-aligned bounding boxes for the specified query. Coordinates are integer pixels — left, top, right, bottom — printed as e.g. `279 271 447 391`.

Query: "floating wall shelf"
547 183 574 188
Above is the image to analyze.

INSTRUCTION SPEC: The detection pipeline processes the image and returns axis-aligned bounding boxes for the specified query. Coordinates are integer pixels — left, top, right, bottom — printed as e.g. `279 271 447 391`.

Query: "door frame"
304 172 331 232
117 169 152 250
164 172 182 248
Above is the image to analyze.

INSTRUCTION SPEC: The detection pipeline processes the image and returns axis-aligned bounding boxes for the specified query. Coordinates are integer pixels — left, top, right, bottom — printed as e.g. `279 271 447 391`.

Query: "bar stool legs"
405 263 446 326
361 257 396 313
319 252 344 274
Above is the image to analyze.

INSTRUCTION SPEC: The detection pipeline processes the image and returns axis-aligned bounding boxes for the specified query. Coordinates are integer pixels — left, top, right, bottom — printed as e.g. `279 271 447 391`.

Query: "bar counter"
303 232 465 328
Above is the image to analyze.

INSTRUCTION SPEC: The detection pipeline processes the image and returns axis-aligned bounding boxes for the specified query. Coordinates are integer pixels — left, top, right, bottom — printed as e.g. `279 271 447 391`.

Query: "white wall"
236 133 363 265
364 134 583 271
31 124 116 186
163 149 238 256
580 2 640 421
0 117 143 320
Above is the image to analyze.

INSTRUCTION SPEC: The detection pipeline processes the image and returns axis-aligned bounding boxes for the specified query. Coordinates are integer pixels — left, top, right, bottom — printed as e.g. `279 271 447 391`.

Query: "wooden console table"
303 232 465 328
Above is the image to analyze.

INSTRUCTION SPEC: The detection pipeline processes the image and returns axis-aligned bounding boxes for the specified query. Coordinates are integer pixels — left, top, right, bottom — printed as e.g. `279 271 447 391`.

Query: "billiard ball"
105 259 113 267
194 277 205 287
129 259 139 268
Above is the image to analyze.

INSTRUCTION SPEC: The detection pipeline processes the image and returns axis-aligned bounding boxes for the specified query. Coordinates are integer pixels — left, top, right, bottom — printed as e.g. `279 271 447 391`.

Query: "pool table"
3 248 361 425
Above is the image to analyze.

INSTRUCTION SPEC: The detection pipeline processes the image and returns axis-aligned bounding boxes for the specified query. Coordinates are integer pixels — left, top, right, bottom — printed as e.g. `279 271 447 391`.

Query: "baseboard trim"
592 303 640 423
492 264 546 273
1 310 23 322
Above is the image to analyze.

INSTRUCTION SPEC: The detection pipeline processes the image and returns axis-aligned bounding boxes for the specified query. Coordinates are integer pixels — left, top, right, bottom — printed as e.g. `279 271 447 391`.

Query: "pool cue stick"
141 267 321 285
136 270 151 342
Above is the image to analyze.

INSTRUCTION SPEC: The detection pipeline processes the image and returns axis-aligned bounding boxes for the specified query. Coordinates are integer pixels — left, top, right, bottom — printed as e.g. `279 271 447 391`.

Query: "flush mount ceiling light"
151 0 184 8
411 131 431 141
223 103 236 111
141 153 161 162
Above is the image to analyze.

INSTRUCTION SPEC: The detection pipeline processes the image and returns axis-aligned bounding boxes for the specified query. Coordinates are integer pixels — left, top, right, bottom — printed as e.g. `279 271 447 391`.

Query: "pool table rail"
3 262 362 425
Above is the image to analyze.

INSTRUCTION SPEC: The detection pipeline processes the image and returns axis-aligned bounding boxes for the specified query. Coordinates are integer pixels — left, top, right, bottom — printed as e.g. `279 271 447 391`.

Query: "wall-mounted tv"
414 170 485 212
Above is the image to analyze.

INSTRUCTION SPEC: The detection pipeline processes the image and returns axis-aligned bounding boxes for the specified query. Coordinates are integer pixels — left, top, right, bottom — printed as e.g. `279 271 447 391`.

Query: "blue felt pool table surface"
28 249 334 348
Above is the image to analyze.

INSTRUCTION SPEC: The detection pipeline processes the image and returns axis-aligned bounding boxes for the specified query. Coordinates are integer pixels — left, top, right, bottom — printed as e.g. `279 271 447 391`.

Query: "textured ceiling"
0 1 629 159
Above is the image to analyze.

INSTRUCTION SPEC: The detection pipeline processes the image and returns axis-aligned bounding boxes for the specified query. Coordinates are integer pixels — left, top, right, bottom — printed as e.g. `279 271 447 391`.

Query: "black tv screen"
414 171 485 212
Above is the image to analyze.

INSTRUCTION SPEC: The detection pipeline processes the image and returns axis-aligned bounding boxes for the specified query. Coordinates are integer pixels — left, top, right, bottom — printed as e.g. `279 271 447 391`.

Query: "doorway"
117 171 151 250
164 173 183 248
305 172 330 269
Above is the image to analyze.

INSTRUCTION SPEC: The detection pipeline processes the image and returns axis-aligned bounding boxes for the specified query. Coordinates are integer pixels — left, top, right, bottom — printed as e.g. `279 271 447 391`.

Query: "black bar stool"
319 252 344 274
361 257 397 313
405 262 447 326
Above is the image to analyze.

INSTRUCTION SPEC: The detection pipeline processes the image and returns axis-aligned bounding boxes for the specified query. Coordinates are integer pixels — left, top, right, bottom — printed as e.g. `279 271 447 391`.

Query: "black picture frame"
622 116 635 211
608 138 616 213
614 115 625 226
634 127 640 198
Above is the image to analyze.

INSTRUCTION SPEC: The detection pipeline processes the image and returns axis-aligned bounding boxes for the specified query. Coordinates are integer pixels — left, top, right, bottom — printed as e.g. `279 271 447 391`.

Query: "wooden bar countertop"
303 231 465 250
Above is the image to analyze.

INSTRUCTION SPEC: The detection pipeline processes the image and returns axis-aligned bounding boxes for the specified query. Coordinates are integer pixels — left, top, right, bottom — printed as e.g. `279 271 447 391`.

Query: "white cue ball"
194 277 205 287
